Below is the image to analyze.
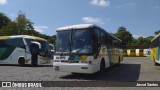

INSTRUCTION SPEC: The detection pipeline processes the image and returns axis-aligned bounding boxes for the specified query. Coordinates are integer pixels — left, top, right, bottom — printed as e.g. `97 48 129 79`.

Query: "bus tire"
18 57 25 66
155 62 159 66
100 59 105 72
153 57 158 66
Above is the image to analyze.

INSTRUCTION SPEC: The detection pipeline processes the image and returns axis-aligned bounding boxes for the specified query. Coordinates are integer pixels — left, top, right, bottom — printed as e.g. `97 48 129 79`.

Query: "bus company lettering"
136 82 158 87
12 82 42 87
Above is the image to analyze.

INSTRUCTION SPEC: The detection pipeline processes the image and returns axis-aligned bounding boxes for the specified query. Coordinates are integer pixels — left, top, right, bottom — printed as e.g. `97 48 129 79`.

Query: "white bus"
53 24 123 74
0 35 52 66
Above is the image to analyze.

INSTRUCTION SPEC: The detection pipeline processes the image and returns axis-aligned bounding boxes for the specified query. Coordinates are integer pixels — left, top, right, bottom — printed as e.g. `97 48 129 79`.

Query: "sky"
0 0 160 38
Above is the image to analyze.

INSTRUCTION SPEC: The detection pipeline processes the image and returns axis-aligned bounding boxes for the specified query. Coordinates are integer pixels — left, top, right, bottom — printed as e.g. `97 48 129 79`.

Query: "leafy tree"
155 30 160 35
0 11 56 44
132 36 153 46
0 12 11 28
0 21 18 36
114 26 133 46
15 11 34 35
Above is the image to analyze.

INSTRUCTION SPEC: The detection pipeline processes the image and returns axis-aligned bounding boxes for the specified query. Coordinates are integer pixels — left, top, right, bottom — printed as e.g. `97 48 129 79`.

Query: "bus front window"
71 29 92 53
56 31 71 52
56 29 92 54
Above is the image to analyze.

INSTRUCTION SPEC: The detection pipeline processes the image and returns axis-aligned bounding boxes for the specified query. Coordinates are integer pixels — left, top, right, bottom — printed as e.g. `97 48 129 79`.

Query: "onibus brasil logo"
1 82 42 87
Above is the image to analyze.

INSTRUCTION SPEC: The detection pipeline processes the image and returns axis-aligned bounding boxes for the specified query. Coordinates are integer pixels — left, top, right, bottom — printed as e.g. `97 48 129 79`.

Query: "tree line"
0 11 55 44
114 26 155 46
0 11 158 46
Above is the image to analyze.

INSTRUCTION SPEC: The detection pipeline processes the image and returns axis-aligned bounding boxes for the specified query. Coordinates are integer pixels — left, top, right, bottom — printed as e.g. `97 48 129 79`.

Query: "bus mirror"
31 41 41 49
30 41 41 55
49 44 55 53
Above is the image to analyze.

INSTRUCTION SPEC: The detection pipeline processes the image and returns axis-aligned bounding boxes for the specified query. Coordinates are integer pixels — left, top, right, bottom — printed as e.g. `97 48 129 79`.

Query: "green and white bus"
53 24 123 74
0 35 52 66
151 33 160 65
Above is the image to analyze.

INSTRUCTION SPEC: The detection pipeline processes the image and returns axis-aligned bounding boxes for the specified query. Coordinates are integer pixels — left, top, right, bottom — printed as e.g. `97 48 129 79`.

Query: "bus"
151 33 160 65
0 35 52 66
53 24 123 74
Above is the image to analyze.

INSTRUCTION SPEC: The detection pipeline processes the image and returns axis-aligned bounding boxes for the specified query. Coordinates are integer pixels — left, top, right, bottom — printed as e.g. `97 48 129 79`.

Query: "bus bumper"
53 63 96 74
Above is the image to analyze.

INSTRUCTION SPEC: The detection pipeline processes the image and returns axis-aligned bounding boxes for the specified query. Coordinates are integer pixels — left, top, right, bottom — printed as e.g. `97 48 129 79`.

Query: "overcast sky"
0 0 160 38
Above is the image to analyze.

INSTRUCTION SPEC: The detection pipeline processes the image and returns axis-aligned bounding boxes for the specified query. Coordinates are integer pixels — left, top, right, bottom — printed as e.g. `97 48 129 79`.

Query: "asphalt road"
1 57 160 90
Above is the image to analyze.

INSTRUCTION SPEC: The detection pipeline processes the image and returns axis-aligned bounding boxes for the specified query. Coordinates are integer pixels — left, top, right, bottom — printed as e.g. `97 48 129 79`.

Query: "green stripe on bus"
0 47 15 60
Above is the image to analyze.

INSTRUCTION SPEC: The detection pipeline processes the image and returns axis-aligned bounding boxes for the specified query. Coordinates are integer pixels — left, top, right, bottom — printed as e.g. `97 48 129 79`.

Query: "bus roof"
151 33 160 42
57 24 95 31
0 35 47 41
57 24 122 42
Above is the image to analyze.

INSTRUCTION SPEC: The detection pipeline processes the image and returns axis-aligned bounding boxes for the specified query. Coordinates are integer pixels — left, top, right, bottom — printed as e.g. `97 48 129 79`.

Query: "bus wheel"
18 57 25 66
100 59 105 72
153 57 157 66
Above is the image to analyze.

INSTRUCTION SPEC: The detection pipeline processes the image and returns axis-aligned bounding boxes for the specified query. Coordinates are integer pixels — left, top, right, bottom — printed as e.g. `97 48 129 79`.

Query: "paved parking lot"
1 57 160 89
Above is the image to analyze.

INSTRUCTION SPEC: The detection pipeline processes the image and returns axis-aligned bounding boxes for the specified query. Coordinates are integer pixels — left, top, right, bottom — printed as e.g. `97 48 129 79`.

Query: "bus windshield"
56 29 92 53
56 31 71 52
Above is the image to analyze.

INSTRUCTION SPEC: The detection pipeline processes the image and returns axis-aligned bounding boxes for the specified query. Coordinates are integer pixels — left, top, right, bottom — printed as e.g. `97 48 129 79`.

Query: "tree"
15 11 34 35
154 30 160 35
0 12 11 29
0 11 55 44
114 26 133 46
0 21 19 36
132 36 153 46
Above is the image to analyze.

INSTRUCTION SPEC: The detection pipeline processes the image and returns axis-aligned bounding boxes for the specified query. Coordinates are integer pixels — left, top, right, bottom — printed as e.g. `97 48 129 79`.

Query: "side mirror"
30 41 41 55
49 44 55 53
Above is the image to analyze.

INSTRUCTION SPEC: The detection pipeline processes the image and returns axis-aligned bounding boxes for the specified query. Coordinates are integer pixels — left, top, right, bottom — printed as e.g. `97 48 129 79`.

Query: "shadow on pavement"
60 64 141 81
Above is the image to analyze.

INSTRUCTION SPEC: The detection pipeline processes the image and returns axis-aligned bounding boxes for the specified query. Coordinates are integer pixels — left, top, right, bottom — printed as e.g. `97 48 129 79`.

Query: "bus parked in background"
151 33 160 65
0 35 52 66
53 24 123 74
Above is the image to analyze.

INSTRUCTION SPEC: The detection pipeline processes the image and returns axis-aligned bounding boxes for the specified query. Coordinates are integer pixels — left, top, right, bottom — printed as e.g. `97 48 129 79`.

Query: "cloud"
0 0 8 5
82 17 105 25
34 26 49 33
90 0 110 7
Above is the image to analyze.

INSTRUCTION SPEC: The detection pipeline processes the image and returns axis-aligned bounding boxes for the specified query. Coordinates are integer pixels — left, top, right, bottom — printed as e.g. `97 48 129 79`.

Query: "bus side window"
6 38 25 49
107 35 112 45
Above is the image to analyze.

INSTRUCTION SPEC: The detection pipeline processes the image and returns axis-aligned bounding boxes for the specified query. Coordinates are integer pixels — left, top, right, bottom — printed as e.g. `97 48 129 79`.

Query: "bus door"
30 42 41 66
